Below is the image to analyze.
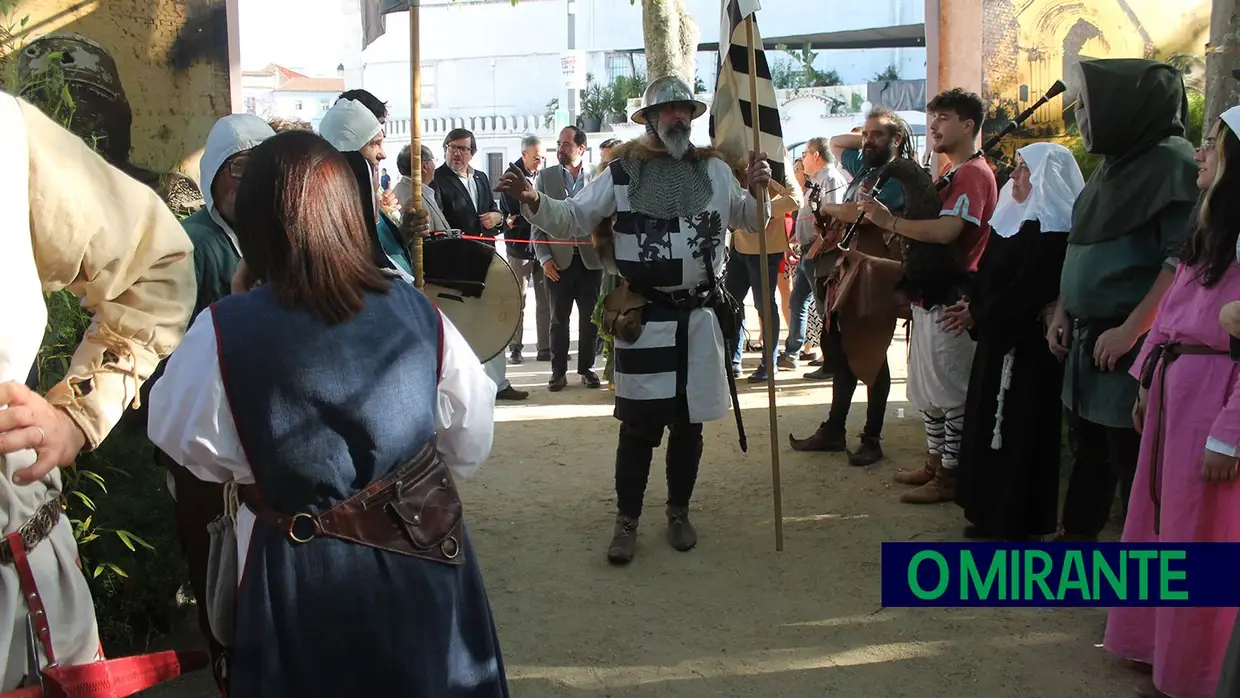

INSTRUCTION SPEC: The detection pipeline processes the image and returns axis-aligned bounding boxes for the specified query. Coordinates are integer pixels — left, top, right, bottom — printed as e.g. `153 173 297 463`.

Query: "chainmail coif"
619 151 714 220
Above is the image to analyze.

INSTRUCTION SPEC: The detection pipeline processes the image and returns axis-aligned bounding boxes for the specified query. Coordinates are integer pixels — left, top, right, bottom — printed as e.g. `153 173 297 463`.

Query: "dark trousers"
165 452 228 688
615 420 704 519
724 250 783 368
823 318 890 437
546 255 603 376
1061 415 1140 537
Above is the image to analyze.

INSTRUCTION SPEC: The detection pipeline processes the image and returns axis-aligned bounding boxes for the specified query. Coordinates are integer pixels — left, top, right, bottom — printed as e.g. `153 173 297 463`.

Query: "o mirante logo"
880 543 1240 607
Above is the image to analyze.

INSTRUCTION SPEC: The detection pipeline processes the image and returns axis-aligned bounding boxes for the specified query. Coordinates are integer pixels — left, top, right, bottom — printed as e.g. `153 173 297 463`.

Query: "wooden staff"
407 4 425 289
745 15 783 552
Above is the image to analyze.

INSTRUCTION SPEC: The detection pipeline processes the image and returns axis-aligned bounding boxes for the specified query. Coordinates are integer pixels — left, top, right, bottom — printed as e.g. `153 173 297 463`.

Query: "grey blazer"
533 164 603 271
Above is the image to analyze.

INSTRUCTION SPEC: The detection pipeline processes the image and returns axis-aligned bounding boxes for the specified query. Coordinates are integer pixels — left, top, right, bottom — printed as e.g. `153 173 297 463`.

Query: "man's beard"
657 122 693 159
861 141 895 168
557 152 572 167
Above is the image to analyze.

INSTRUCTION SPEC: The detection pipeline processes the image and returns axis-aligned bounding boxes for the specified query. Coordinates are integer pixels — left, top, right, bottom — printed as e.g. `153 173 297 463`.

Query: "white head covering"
989 142 1085 238
319 99 382 152
200 114 275 214
1222 105 1240 138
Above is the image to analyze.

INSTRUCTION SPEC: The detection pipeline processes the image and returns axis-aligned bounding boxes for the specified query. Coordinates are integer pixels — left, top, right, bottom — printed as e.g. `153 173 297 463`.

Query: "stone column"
926 0 985 171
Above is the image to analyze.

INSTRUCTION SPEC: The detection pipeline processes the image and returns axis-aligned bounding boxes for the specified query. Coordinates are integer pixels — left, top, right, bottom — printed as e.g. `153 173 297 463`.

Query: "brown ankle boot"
607 515 639 565
788 422 847 452
900 465 957 504
893 453 940 485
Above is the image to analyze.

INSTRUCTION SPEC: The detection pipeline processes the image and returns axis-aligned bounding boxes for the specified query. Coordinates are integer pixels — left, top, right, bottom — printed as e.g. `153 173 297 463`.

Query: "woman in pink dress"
1105 105 1240 698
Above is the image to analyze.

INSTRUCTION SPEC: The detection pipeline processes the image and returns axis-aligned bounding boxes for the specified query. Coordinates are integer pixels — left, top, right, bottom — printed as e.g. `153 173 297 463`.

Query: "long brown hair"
234 130 390 323
1180 119 1240 288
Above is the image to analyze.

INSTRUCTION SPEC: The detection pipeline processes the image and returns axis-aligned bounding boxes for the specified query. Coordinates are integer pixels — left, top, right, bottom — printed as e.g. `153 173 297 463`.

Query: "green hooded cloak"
1068 59 1199 246
1060 59 1200 429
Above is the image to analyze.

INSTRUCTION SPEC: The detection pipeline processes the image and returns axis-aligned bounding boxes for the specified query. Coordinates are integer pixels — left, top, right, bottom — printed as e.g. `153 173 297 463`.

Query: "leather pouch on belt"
376 457 465 566
602 280 648 344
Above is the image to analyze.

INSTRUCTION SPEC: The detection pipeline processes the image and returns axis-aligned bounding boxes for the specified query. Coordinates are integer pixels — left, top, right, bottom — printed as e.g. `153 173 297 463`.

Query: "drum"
421 235 523 364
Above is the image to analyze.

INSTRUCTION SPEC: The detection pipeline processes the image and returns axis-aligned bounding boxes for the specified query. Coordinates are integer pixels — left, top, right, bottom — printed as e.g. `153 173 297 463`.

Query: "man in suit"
431 128 504 243
431 128 528 400
534 126 604 391
499 135 550 364
394 144 451 234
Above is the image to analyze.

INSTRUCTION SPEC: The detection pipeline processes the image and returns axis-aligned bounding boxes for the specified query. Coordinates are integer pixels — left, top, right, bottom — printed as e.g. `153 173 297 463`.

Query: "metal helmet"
631 75 707 125
17 34 133 163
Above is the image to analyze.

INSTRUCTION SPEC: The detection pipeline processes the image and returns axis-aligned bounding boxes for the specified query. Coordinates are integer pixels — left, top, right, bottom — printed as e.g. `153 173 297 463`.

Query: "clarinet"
934 79 1067 192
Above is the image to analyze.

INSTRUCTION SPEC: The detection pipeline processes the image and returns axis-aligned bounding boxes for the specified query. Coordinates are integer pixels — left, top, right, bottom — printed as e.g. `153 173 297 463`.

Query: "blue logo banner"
880 542 1240 607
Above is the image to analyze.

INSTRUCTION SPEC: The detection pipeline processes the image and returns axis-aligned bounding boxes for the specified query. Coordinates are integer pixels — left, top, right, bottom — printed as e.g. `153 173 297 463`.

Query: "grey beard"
658 125 692 159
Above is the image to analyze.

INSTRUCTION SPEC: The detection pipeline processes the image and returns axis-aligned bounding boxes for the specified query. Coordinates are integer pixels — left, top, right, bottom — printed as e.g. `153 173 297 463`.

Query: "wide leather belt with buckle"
238 441 465 566
0 499 61 565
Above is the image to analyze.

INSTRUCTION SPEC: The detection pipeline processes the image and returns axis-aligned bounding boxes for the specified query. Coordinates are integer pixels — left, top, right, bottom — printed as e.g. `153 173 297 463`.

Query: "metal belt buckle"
287 513 319 543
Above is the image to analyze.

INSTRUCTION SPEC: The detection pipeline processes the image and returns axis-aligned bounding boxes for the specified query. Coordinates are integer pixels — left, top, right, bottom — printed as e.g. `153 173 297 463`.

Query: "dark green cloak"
1068 59 1199 246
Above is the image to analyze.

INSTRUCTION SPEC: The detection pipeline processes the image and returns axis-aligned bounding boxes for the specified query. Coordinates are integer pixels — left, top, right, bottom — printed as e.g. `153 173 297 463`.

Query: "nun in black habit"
943 142 1085 540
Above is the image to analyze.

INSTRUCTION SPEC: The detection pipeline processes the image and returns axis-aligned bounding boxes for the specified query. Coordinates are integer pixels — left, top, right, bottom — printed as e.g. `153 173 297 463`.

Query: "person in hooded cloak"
947 142 1083 541
1046 59 1200 541
0 92 195 691
143 113 276 689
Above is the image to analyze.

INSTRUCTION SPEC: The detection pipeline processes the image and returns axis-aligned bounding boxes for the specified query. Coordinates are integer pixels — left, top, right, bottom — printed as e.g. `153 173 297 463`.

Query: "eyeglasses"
1201 137 1218 151
446 145 472 154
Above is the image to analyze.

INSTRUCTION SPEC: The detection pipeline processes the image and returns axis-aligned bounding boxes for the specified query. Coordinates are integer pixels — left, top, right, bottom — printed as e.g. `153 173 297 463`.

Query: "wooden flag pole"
745 14 783 552
407 4 425 289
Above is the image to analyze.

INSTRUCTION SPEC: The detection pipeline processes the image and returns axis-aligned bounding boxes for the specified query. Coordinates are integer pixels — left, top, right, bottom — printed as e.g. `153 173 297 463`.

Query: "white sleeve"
721 159 771 234
435 312 496 480
146 308 253 484
523 166 616 240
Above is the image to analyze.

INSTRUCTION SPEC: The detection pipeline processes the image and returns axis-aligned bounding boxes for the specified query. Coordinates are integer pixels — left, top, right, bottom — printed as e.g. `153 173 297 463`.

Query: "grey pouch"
204 482 240 648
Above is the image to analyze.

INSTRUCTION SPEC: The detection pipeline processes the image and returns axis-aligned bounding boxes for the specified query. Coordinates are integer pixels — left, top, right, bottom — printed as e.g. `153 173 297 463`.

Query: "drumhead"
421 237 522 364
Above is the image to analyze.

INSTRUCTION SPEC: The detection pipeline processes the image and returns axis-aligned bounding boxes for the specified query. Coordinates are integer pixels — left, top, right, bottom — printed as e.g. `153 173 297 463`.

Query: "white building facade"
242 64 347 130
337 0 927 192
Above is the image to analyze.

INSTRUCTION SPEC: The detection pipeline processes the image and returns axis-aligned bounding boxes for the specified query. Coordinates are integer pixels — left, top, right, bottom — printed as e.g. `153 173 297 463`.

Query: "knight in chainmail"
17 34 204 216
499 76 772 565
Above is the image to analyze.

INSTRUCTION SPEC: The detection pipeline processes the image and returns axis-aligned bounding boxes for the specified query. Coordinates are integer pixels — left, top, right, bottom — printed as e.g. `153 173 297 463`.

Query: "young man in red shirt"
859 88 998 504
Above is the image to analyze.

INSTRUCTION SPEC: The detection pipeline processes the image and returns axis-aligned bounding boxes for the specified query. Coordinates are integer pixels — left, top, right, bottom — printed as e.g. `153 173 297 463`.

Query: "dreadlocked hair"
867 106 918 162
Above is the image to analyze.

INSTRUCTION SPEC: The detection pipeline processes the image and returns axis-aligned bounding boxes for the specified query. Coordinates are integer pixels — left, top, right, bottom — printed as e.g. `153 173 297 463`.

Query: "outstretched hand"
495 166 538 205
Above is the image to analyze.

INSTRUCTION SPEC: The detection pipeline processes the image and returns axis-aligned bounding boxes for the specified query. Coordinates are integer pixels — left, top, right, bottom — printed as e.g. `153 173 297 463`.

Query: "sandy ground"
141 288 1142 697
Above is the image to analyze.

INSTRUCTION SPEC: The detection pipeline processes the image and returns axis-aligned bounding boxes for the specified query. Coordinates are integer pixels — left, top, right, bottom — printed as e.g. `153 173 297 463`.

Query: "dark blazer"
429 163 500 244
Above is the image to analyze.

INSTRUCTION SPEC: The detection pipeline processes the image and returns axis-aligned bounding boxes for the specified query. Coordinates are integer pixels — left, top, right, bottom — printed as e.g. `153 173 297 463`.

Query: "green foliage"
874 64 900 82
608 72 646 121
3 3 188 652
771 44 841 89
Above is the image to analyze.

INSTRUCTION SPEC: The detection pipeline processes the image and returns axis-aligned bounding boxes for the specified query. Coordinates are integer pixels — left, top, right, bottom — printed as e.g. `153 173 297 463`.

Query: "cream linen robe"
0 94 196 689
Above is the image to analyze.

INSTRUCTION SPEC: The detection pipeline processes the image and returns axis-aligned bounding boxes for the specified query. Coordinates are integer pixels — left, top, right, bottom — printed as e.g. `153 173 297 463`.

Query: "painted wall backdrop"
981 0 1210 144
2 0 233 184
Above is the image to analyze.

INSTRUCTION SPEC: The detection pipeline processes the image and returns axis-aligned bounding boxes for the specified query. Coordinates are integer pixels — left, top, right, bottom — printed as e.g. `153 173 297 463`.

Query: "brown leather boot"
900 465 957 504
666 505 697 552
893 453 940 485
607 515 639 565
788 422 847 452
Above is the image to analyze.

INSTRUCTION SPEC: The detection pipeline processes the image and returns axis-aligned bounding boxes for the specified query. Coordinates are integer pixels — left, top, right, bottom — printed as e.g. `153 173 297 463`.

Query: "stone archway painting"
982 0 1210 138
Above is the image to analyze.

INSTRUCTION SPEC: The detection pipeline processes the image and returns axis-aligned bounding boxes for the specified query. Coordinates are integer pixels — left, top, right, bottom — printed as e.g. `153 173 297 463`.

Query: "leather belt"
0 498 62 565
1141 341 1228 535
238 441 465 566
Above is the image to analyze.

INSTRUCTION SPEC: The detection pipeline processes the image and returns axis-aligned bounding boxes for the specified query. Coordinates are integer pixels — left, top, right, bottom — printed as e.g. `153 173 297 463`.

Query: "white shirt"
457 169 478 209
147 307 497 571
794 165 849 246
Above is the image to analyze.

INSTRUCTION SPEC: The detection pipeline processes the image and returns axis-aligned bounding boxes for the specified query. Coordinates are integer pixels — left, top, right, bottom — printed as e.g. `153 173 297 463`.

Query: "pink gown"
1105 262 1240 698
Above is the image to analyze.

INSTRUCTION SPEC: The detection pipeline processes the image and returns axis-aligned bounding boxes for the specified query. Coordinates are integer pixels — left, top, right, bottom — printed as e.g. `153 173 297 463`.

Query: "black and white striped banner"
708 0 787 185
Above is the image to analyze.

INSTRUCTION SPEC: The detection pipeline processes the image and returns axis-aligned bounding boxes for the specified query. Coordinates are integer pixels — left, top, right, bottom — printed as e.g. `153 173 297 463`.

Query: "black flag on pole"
708 0 787 185
360 0 412 49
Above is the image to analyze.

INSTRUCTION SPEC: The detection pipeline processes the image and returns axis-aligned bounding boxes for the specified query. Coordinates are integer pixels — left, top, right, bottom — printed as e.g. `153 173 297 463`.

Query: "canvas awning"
615 23 926 54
